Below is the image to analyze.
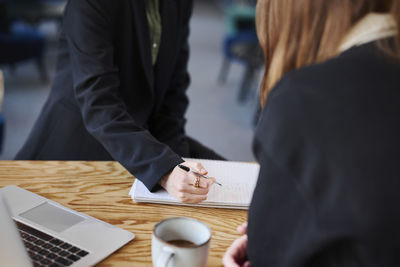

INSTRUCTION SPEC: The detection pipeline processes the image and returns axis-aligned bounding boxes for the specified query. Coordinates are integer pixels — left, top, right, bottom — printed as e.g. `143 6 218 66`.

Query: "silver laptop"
0 185 134 267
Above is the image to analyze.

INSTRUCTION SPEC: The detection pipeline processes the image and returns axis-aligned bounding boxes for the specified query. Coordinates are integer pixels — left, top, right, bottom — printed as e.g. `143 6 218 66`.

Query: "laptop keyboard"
14 220 89 267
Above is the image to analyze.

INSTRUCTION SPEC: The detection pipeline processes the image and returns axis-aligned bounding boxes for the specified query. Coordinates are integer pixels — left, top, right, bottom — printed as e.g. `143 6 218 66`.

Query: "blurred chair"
218 1 263 103
0 69 4 153
7 0 66 24
0 23 48 83
0 0 48 83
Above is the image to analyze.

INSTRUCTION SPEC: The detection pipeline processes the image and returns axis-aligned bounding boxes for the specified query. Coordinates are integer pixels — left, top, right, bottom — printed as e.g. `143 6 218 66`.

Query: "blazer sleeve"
63 0 183 191
148 1 193 157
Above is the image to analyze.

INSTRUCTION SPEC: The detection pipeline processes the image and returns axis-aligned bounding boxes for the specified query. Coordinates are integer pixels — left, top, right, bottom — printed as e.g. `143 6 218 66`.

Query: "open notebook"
129 159 260 210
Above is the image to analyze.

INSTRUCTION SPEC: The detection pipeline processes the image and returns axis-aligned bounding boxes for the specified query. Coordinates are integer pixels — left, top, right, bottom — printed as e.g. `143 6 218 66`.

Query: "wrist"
159 171 171 189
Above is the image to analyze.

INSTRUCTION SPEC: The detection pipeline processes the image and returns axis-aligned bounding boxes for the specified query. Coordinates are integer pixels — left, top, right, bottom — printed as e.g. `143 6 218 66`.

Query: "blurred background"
0 0 263 162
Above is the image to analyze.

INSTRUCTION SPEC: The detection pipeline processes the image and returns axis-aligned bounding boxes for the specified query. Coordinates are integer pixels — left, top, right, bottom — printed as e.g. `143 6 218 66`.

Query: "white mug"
152 217 211 267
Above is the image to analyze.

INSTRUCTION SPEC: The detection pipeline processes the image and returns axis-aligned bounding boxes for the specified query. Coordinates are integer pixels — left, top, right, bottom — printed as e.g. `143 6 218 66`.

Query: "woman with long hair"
224 0 400 266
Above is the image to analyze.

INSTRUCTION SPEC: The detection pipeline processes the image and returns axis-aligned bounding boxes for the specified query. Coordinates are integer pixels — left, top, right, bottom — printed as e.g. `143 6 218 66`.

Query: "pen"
178 164 222 186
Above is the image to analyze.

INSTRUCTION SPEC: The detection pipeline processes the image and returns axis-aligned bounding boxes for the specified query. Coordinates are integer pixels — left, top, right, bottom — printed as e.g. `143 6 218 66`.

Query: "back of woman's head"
257 0 400 105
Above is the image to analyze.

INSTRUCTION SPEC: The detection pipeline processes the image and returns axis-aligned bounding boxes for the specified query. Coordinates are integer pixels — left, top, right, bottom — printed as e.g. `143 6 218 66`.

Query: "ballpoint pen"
178 164 222 186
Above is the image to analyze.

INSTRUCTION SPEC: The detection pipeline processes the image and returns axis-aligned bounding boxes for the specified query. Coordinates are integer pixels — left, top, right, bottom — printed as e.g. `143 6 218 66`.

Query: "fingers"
187 174 214 189
223 247 241 267
180 161 216 189
166 168 208 203
197 176 215 189
178 175 217 203
204 176 216 187
177 166 213 189
232 235 248 259
184 177 210 195
175 176 212 203
222 235 248 267
162 162 218 204
173 191 208 204
184 161 208 175
237 222 248 235
222 255 240 267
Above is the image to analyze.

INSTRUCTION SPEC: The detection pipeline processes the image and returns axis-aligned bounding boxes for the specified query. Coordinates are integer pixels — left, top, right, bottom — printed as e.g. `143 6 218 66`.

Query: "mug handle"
156 247 175 267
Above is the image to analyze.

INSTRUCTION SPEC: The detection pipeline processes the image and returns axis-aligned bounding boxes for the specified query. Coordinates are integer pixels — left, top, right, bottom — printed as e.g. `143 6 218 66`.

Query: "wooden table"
0 161 247 266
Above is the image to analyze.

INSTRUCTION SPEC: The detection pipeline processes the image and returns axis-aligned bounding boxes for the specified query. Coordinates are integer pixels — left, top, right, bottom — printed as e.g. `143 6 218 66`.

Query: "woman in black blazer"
15 0 221 203
224 0 400 266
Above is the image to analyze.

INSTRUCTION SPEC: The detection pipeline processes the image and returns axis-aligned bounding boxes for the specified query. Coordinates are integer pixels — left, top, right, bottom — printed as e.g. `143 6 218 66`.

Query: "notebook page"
129 159 260 208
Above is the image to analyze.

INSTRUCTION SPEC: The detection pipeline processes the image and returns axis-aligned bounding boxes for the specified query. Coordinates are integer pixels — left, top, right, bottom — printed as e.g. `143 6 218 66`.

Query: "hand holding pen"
178 164 222 186
159 161 216 204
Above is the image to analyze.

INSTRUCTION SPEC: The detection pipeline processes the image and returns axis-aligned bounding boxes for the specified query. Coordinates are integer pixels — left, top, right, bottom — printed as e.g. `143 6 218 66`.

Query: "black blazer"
248 41 400 266
16 0 193 190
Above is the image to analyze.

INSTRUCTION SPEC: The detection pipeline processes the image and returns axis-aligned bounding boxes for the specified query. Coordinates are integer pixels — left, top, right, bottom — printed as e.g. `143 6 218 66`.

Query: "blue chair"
218 3 263 103
0 0 48 83
220 31 263 102
0 22 48 83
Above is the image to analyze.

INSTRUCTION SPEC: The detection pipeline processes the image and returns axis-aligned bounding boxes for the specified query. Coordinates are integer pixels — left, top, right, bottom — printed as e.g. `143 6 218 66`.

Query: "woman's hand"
160 161 215 203
237 222 248 235
223 222 251 267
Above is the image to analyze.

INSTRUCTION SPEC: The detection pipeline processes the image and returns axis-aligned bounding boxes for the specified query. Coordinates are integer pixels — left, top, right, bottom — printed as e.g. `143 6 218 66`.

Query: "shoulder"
256 45 370 131
255 41 400 162
263 41 400 123
269 41 400 101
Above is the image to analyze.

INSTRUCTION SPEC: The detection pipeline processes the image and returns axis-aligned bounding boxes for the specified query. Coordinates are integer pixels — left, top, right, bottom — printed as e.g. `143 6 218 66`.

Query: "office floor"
0 1 259 161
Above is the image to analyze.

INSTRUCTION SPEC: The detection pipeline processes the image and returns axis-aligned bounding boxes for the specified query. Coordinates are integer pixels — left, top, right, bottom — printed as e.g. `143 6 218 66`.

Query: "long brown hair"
256 0 400 106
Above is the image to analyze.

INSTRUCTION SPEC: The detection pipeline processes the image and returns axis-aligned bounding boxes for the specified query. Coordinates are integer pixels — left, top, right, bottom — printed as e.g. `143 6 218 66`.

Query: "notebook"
129 159 260 210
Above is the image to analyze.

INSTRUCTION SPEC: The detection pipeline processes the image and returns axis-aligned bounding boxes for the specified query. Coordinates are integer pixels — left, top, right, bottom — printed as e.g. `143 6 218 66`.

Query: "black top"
248 41 400 266
16 0 193 190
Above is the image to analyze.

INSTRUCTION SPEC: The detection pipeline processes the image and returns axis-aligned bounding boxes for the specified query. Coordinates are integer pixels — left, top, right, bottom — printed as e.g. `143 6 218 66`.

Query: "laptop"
0 185 135 267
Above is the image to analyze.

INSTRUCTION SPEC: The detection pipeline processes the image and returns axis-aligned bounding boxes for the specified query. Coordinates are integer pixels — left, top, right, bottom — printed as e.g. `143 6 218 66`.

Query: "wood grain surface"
0 161 247 266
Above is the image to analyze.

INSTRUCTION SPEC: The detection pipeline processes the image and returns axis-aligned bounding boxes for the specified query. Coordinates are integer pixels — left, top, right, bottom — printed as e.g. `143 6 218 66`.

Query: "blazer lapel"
130 0 154 89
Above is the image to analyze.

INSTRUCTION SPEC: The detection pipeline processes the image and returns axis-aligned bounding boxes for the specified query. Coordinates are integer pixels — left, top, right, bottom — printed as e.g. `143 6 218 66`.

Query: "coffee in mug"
167 239 197 248
152 217 211 267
